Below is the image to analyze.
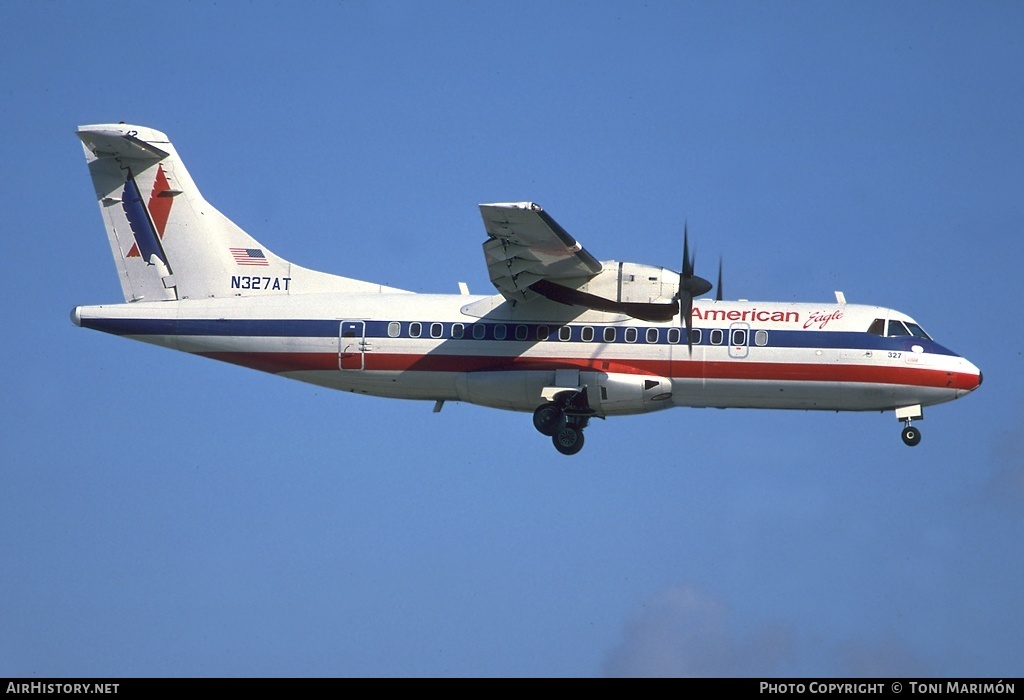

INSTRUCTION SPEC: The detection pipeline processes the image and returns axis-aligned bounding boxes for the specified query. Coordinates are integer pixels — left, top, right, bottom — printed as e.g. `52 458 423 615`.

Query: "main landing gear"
532 389 595 456
896 405 924 447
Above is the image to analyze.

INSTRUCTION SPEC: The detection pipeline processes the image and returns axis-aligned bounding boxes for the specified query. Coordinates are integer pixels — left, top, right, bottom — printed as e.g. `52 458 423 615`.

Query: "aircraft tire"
552 425 585 455
901 425 922 447
533 404 566 436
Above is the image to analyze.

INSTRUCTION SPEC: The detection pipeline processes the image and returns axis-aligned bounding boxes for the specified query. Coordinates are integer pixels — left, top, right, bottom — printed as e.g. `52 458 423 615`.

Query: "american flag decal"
230 247 270 266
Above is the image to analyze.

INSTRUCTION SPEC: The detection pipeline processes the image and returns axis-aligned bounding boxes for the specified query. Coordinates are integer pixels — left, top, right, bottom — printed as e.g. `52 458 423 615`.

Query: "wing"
479 202 603 303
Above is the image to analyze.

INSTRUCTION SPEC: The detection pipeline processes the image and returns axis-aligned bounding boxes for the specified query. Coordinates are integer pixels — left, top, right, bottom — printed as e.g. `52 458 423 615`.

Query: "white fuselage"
72 293 982 418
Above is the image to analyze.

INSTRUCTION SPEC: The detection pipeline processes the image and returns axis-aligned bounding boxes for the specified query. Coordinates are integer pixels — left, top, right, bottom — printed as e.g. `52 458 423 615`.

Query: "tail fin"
77 123 405 302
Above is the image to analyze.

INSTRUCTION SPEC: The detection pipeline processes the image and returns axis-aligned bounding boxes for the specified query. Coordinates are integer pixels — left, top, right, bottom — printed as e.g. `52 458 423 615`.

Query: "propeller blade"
716 257 723 302
682 292 694 355
682 223 693 279
677 226 687 330
675 222 714 355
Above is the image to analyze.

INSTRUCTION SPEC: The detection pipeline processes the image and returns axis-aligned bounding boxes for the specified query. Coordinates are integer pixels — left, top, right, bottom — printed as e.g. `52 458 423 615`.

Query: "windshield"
904 321 932 340
887 319 932 340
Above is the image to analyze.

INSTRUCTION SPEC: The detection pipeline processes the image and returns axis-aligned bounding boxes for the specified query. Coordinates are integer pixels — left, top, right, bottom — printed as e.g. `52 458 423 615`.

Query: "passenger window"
731 329 747 346
689 329 702 345
667 328 681 344
409 322 422 338
451 323 464 339
472 324 486 340
710 329 724 345
867 319 885 336
646 328 659 343
625 327 638 343
604 327 616 343
582 326 594 342
387 322 400 338
558 326 572 341
430 323 443 339
515 325 529 341
494 324 507 340
537 325 550 341
754 330 768 346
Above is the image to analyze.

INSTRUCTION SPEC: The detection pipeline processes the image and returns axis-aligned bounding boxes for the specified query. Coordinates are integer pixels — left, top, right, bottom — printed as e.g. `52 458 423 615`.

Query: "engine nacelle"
526 261 681 322
581 261 679 305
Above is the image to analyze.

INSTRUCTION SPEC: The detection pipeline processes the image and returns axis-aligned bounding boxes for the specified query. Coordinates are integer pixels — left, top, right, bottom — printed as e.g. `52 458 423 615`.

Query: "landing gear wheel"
533 403 566 437
901 425 922 447
552 425 585 455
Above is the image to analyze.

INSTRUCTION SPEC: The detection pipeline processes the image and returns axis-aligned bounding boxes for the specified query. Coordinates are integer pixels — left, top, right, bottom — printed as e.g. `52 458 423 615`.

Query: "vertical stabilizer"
77 123 406 302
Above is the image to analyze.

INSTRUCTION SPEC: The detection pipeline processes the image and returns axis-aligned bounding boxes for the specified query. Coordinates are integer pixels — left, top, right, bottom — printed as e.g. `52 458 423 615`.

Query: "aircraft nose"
957 359 983 396
969 361 983 390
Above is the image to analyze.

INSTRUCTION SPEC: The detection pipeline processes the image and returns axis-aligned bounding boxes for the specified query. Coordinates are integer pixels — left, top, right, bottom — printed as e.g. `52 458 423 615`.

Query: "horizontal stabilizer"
77 125 170 161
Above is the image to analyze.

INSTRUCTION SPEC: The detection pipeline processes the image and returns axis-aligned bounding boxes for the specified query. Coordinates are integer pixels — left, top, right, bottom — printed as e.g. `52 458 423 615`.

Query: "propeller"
716 256 723 302
677 223 713 355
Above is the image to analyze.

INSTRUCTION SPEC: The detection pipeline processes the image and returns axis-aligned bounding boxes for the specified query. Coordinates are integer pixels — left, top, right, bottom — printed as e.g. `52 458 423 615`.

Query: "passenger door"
339 321 367 370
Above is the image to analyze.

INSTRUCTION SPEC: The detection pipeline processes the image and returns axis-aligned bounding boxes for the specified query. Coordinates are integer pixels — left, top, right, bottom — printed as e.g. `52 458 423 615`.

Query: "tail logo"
123 165 174 264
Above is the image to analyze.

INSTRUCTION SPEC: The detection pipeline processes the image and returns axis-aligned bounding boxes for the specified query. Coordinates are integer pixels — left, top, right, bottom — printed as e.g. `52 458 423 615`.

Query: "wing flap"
480 202 602 302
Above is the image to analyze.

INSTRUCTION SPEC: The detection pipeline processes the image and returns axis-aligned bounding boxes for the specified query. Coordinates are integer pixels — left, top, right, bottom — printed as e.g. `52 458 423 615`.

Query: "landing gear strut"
533 389 595 455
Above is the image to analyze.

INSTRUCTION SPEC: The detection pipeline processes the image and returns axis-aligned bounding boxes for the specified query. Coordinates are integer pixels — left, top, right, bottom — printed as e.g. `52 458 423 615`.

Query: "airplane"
71 123 982 455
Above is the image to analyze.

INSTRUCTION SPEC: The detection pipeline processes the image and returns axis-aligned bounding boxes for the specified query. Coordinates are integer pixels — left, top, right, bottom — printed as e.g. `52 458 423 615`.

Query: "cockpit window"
887 320 911 337
872 317 932 339
905 322 932 340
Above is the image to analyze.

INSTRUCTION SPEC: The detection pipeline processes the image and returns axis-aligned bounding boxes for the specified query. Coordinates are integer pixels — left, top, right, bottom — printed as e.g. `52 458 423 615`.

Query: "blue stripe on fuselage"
79 316 961 357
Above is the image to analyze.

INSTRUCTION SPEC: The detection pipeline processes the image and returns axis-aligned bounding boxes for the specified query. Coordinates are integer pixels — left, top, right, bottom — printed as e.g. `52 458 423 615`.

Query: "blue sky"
2 1 1022 677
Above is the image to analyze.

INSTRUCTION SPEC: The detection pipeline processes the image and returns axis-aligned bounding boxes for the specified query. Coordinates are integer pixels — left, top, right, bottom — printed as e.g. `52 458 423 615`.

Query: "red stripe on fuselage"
196 351 980 391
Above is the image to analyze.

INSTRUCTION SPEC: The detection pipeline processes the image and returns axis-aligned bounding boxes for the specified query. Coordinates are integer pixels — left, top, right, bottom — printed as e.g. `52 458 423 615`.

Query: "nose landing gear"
896 404 924 447
901 424 922 447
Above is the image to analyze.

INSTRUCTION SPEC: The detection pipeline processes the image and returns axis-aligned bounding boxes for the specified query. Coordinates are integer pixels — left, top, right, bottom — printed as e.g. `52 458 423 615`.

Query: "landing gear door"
339 321 367 370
